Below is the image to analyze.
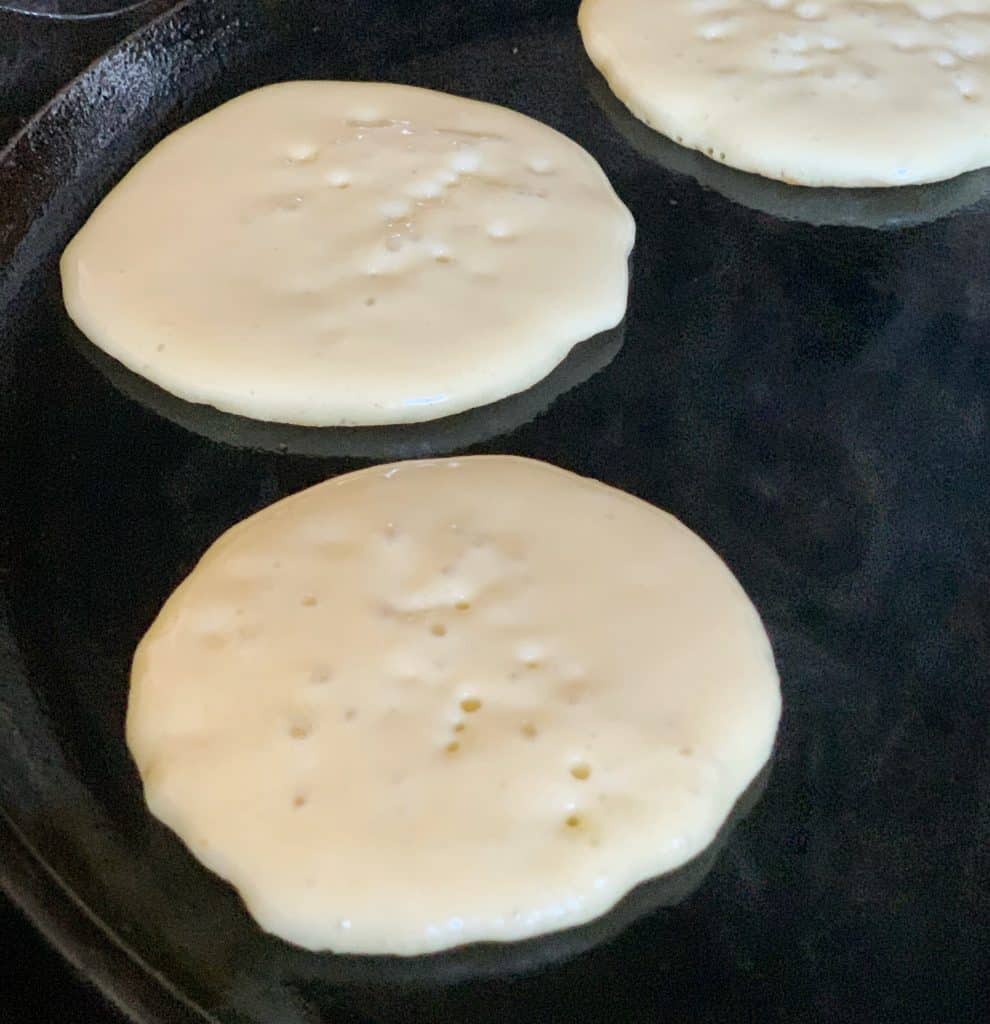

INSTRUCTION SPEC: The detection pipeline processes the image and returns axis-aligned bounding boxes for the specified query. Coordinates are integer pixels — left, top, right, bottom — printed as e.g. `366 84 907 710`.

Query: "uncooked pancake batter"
61 82 634 425
580 0 990 186
128 456 780 955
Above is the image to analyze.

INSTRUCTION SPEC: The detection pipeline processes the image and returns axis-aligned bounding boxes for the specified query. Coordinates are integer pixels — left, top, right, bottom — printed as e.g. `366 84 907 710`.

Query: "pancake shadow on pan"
62 315 625 460
584 64 990 230
220 757 775 1001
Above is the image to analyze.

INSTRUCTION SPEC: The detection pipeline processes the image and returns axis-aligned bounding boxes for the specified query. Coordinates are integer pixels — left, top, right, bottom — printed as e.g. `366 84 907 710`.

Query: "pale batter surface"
127 457 780 955
61 82 634 425
579 0 990 186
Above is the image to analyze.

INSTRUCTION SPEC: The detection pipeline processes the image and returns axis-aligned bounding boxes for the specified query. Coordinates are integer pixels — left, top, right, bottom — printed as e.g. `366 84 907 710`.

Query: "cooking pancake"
127 456 780 955
61 81 634 425
579 0 990 186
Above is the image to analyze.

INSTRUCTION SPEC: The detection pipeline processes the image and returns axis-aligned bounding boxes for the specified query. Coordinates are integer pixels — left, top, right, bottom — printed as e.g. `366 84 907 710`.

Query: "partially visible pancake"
580 0 990 186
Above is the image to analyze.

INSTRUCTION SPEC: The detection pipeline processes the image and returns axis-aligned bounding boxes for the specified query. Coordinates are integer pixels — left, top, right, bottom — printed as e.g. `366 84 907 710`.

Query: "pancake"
580 0 990 186
128 456 780 955
61 82 634 425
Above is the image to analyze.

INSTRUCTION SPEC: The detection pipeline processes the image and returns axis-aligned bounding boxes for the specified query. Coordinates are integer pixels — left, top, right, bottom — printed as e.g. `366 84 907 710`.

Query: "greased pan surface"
1 2 988 1021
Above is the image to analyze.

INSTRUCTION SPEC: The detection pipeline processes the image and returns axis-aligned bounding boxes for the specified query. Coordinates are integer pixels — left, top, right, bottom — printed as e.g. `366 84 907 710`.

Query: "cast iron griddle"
1 1 988 1021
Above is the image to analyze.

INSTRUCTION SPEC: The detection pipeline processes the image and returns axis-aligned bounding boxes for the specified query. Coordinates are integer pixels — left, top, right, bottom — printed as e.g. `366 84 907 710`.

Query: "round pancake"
127 456 780 955
579 0 990 187
61 82 634 425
